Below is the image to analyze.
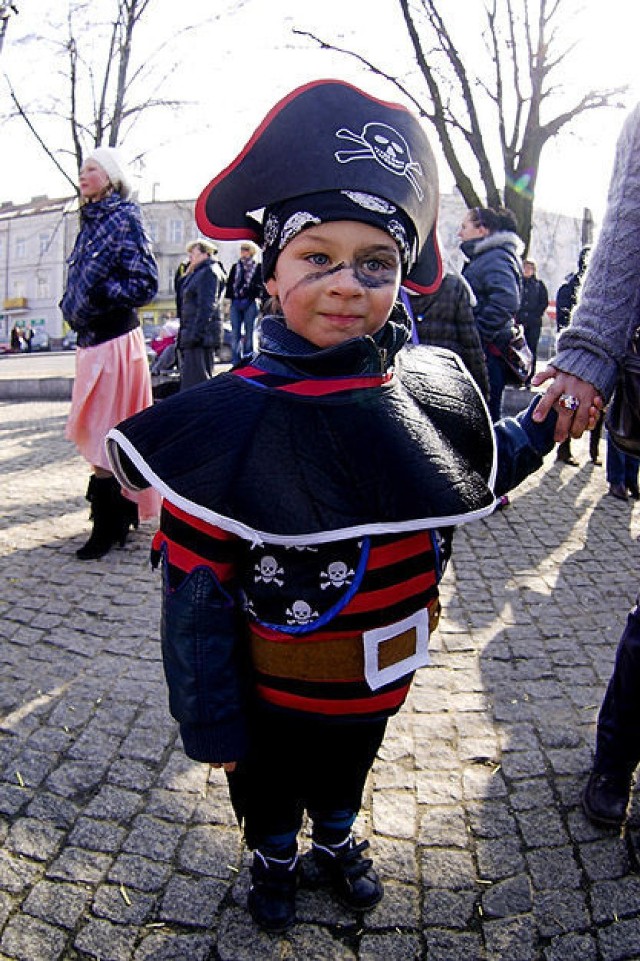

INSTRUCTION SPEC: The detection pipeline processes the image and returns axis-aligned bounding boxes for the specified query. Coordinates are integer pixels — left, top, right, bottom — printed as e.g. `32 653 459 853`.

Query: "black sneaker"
582 770 632 828
302 836 383 910
247 851 298 932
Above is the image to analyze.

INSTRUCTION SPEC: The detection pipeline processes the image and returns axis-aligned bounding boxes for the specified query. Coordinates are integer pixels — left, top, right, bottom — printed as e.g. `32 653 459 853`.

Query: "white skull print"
320 560 355 590
254 555 285 586
286 599 319 625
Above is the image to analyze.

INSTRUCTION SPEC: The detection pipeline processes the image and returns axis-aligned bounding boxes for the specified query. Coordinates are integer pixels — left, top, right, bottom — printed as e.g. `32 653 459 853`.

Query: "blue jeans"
606 436 640 488
230 299 259 363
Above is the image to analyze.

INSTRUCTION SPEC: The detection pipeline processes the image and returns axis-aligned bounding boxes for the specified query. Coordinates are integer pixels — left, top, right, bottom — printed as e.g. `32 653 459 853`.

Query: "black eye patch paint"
298 259 397 290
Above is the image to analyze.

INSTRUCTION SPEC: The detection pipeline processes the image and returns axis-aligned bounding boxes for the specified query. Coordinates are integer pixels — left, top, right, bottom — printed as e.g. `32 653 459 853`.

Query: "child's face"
265 220 402 349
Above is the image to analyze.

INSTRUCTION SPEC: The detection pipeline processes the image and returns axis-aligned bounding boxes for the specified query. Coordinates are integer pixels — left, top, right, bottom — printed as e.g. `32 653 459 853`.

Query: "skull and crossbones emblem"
320 561 355 590
254 555 284 586
334 122 424 200
286 600 319 625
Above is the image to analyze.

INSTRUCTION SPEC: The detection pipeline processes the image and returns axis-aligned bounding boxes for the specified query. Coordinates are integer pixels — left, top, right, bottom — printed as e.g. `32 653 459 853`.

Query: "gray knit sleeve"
551 103 640 400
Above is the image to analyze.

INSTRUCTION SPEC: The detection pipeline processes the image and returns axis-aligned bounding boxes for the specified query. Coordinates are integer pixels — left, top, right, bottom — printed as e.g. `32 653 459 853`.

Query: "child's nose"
328 263 363 293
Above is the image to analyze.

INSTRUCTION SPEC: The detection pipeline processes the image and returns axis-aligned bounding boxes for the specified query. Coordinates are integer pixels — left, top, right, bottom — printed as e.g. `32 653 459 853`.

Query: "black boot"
76 475 136 560
247 850 298 932
76 475 116 560
113 489 139 547
301 836 383 910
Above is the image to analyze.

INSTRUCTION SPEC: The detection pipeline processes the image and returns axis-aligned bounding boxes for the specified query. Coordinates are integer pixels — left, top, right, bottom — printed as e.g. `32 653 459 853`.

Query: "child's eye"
307 252 329 267
361 256 397 275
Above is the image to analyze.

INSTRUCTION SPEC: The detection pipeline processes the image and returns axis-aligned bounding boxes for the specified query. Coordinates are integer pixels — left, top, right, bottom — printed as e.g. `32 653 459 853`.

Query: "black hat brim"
195 79 442 295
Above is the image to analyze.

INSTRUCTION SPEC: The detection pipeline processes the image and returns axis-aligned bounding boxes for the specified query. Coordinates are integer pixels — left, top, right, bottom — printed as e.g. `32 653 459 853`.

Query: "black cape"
106 345 497 546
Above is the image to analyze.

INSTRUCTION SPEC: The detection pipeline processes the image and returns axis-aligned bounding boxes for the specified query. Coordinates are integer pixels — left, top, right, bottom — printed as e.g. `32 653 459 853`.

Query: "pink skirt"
66 327 160 521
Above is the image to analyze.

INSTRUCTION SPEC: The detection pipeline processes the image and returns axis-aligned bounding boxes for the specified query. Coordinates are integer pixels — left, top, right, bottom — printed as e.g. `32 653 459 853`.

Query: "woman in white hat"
61 146 160 559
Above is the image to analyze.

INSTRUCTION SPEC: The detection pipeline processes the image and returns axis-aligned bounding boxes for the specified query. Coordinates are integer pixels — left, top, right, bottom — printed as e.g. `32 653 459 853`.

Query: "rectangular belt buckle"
363 609 430 692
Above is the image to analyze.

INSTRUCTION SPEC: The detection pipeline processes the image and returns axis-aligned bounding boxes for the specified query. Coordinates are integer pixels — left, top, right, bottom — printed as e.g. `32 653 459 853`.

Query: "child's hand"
212 761 237 772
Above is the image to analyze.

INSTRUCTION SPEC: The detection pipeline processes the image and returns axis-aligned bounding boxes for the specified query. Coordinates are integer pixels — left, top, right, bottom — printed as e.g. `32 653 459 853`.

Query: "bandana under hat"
261 190 417 280
195 79 442 295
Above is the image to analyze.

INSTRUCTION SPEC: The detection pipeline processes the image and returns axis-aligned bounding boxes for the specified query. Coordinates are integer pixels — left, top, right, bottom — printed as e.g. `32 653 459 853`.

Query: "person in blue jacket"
459 206 524 421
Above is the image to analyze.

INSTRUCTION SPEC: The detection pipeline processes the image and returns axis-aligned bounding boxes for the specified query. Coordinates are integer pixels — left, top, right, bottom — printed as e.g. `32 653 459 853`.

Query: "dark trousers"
179 347 214 391
595 603 640 776
227 708 387 853
485 350 508 422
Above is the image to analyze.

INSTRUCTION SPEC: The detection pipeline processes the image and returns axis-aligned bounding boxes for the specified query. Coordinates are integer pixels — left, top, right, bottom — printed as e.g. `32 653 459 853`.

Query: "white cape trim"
106 427 498 548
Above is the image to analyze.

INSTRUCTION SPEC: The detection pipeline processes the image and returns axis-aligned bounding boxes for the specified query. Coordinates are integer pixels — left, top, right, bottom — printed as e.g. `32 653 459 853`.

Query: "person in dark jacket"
459 206 523 421
225 242 264 362
61 146 159 559
554 247 592 465
408 272 490 400
516 259 548 386
106 80 562 934
176 239 226 390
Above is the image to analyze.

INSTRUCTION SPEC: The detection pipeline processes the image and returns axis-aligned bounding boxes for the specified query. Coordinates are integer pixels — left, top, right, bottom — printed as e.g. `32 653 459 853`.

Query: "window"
13 279 26 297
168 219 183 244
39 233 50 255
37 274 50 299
146 220 158 244
15 238 26 259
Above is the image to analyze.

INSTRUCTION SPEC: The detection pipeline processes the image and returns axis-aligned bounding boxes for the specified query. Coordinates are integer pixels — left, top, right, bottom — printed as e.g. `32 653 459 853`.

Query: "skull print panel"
245 538 367 634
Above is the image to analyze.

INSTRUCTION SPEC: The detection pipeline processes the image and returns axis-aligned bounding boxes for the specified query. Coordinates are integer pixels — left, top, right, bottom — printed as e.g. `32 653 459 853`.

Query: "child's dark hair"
469 205 519 234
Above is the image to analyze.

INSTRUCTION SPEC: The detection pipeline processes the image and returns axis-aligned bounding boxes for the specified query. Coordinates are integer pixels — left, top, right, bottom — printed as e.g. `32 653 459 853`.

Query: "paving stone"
93 883 157 925
525 846 582 890
579 837 632 882
543 932 598 961
6 817 65 861
108 853 172 893
418 805 469 847
423 928 487 961
46 847 112 884
176 825 240 880
74 918 138 961
481 873 532 918
133 931 217 960
0 850 42 895
158 874 227 927
597 917 640 961
122 814 184 860
476 836 526 880
22 879 91 928
423 887 477 928
421 847 476 890
0 914 68 960
359 931 422 960
534 888 590 937
67 816 127 853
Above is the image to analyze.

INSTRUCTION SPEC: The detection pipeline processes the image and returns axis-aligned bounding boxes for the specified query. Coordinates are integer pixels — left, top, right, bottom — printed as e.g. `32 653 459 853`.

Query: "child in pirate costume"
106 80 564 933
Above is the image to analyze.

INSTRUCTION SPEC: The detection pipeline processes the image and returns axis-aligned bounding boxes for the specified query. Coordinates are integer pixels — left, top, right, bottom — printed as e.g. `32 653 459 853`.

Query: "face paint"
295 254 399 291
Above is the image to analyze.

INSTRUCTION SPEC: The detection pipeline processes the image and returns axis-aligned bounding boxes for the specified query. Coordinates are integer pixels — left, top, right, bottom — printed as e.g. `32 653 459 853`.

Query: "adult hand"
211 761 237 772
532 366 603 442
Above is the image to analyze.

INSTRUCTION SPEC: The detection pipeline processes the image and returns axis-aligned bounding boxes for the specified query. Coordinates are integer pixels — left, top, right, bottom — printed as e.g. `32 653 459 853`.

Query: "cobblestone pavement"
1 398 639 961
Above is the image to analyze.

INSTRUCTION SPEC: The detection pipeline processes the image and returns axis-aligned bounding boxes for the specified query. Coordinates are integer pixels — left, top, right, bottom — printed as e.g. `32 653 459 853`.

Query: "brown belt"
250 601 440 682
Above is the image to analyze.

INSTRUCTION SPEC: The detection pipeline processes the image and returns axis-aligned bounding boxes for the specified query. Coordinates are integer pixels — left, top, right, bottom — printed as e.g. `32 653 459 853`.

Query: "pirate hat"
195 79 442 294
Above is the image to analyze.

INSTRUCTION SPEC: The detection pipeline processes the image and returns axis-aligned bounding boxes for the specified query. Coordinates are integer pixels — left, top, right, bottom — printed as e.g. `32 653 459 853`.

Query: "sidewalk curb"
0 377 73 400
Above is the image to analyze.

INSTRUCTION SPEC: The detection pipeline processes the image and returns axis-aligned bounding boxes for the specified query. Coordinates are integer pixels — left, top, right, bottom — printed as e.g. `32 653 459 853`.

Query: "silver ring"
558 393 580 411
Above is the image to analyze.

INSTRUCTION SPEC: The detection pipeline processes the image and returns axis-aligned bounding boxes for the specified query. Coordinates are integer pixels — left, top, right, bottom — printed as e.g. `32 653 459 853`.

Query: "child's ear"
265 276 278 297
